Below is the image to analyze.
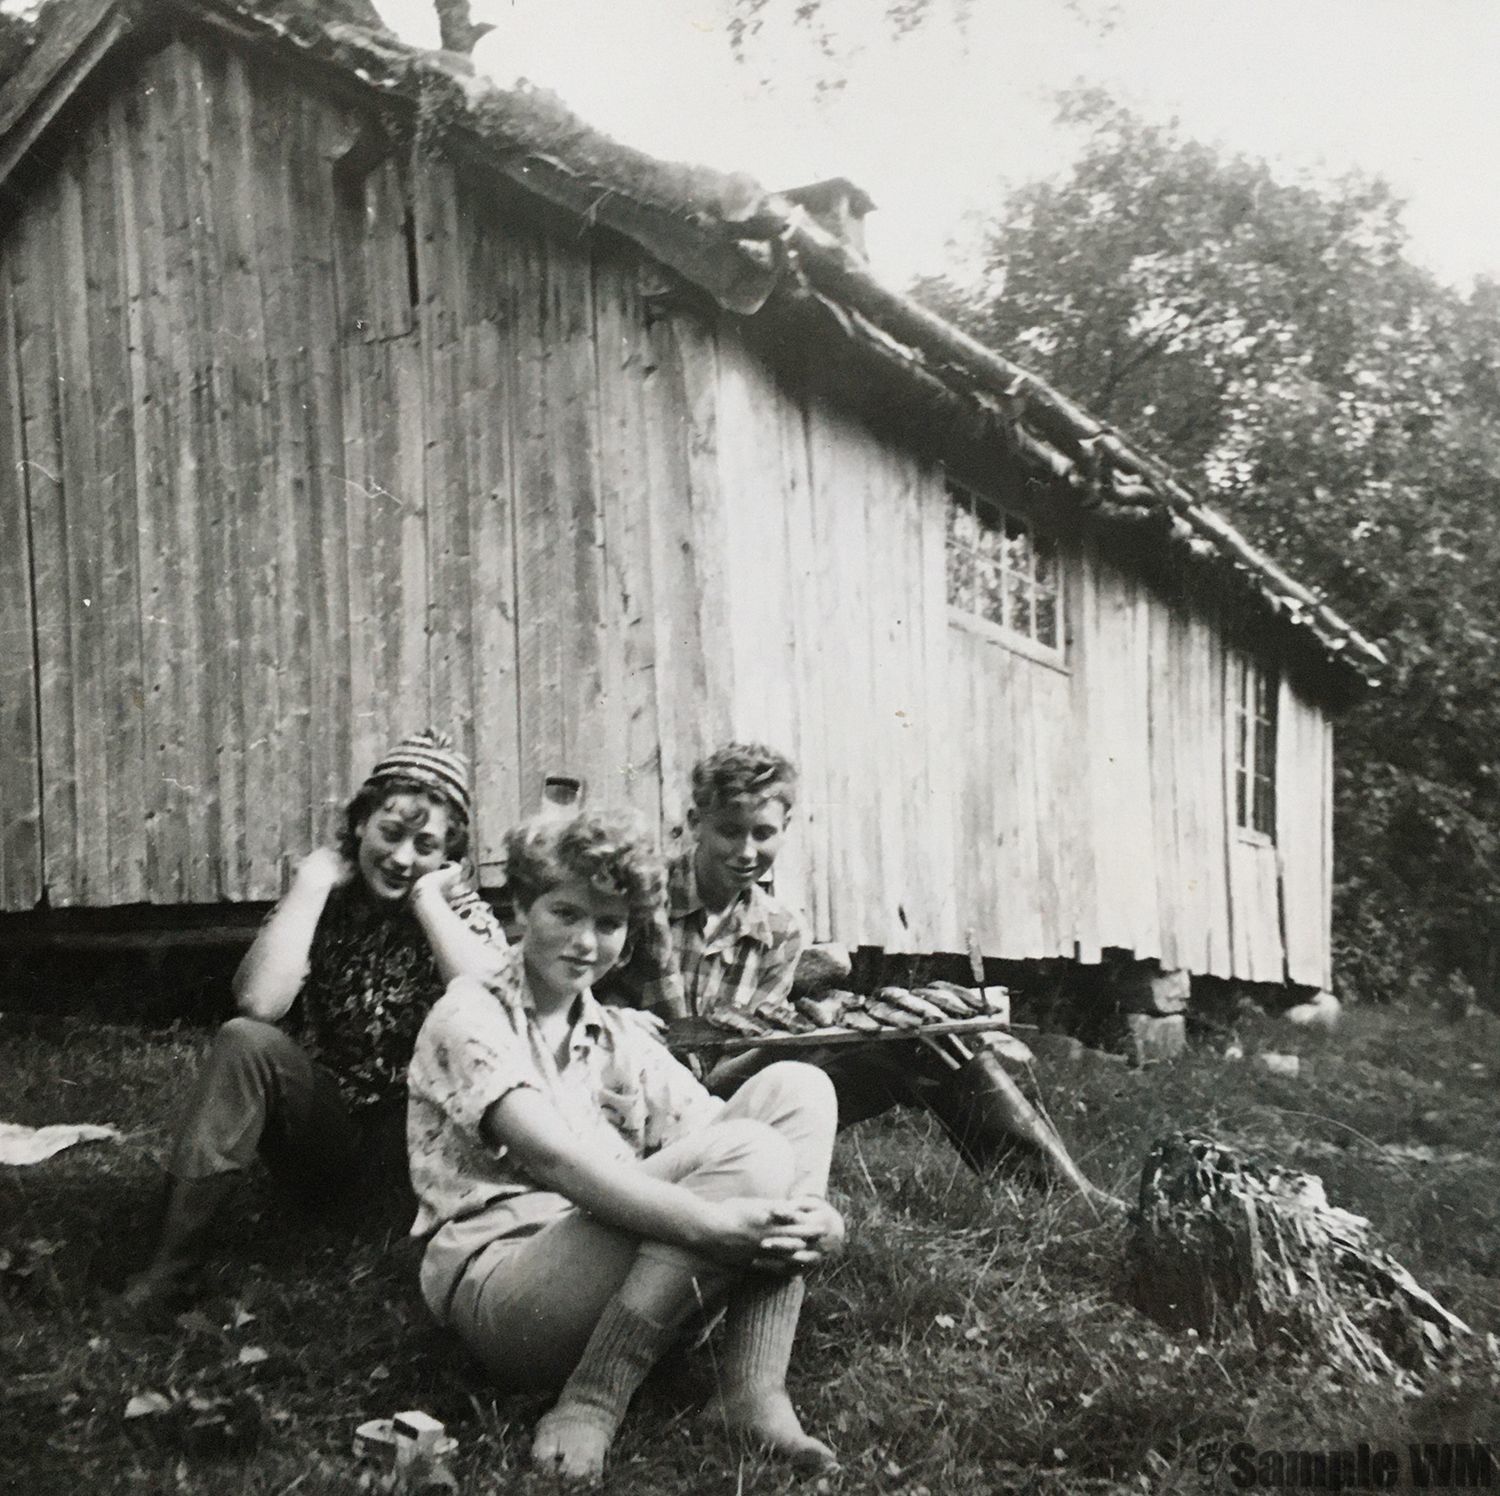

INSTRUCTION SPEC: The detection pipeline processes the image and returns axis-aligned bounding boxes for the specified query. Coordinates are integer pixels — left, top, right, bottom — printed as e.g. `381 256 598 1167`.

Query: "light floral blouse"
407 944 722 1316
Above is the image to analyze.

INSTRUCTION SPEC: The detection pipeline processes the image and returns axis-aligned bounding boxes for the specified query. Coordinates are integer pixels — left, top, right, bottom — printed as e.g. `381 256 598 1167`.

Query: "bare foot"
530 1402 618 1483
704 1389 838 1473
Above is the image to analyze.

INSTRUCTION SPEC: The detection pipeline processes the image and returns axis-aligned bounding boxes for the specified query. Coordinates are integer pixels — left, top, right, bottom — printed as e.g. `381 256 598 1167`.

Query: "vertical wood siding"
0 31 1335 985
10 152 80 905
0 276 43 907
1276 674 1335 989
672 336 1332 981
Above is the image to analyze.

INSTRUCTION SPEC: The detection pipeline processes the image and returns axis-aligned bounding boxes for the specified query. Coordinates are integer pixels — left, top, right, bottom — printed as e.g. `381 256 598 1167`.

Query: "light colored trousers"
442 1060 838 1391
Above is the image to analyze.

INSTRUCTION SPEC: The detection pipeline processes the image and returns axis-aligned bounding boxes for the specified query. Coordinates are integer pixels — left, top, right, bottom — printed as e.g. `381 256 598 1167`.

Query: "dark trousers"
166 1017 367 1200
708 1038 1039 1178
707 1038 945 1121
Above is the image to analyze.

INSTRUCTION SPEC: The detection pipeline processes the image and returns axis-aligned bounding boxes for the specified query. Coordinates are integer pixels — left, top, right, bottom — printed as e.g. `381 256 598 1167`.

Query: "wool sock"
532 1298 673 1482
706 1275 837 1473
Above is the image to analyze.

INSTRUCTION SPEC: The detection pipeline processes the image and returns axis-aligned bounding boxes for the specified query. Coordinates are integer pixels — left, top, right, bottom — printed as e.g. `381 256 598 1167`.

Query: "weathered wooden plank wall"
10 141 80 906
0 27 1337 986
0 38 522 903
0 273 43 908
1277 674 1334 989
673 349 1332 981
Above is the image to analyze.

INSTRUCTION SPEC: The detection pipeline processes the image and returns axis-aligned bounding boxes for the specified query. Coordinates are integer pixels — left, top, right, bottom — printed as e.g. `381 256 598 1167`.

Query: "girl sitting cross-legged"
407 811 843 1481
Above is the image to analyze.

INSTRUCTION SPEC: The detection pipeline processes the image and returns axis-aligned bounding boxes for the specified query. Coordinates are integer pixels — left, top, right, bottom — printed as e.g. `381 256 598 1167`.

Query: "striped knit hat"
365 728 472 824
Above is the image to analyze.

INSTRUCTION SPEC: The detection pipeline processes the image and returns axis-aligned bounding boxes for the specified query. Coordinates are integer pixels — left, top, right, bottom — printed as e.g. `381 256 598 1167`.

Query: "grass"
3 1002 1499 1495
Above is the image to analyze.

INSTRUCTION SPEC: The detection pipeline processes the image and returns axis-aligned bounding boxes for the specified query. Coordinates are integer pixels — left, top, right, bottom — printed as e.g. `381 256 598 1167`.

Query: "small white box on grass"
393 1410 446 1450
355 1411 457 1472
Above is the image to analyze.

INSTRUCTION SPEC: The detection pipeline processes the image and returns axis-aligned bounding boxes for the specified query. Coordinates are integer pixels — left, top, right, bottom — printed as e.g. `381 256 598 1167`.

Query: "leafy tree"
916 89 1500 1006
723 0 976 95
727 0 974 58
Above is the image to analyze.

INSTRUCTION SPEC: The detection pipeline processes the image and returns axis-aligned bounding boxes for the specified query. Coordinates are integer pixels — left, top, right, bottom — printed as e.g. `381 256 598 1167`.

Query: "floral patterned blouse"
407 944 722 1317
296 884 506 1109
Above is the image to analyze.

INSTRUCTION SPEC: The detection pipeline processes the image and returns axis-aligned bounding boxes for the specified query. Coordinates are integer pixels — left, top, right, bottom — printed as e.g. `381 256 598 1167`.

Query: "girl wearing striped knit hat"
118 730 506 1320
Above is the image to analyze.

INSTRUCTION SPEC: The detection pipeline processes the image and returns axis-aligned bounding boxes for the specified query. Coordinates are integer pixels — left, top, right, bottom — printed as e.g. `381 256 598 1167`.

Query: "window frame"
943 479 1067 670
1231 653 1278 844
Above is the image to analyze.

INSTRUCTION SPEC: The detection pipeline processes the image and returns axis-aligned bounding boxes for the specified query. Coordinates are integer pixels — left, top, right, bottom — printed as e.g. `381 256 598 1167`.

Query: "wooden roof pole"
772 206 1385 673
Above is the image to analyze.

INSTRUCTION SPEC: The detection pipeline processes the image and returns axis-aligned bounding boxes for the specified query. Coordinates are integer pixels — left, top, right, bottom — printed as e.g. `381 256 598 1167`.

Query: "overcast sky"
368 1 1498 292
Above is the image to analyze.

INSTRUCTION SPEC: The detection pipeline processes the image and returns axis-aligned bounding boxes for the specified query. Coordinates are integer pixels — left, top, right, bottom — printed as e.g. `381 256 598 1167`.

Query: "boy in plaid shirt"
620 744 804 1024
608 743 1117 1208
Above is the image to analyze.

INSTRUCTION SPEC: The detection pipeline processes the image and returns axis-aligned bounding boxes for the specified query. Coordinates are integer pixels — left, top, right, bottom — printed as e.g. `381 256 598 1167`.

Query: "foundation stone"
1125 1012 1187 1065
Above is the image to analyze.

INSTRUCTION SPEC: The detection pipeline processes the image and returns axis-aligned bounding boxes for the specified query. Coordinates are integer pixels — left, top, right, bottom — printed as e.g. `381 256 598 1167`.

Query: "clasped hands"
705 1194 846 1274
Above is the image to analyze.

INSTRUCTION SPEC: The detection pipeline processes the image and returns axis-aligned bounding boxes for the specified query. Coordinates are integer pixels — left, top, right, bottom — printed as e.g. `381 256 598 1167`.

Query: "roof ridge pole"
773 205 1384 678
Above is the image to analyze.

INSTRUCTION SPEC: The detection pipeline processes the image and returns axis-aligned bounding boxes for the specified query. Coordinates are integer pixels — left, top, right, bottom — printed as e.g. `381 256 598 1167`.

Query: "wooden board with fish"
662 981 1034 1057
665 1012 1028 1056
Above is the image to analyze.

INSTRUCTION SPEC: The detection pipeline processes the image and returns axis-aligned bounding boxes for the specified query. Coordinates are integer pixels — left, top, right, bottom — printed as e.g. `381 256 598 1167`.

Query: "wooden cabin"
0 0 1383 993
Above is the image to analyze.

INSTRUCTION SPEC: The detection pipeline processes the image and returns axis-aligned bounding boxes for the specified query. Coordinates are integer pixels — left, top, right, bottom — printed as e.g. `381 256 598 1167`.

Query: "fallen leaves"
123 1391 173 1420
120 1329 282 1454
930 1309 992 1345
120 1382 266 1455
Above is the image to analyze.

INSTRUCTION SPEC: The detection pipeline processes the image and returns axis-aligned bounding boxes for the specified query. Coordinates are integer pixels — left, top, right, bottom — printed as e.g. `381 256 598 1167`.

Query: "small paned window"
1233 656 1277 838
945 482 1061 651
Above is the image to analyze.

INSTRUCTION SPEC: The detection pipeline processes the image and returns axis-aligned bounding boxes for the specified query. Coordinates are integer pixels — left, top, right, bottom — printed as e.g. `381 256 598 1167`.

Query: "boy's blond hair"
689 743 798 814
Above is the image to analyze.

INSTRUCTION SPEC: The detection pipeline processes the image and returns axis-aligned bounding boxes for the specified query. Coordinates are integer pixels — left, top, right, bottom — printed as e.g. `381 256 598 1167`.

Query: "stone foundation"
1124 1012 1187 1065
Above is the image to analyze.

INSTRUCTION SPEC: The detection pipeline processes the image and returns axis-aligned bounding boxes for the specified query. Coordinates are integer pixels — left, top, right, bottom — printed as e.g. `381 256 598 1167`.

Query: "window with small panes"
1232 655 1277 838
944 481 1062 654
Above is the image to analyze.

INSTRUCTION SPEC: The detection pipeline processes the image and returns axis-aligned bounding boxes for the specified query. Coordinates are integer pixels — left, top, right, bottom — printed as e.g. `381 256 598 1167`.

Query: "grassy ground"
3 1003 1498 1495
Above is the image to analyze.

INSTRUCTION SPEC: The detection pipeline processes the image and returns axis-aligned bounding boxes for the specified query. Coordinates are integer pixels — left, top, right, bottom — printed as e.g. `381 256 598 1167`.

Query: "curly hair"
504 811 665 928
690 742 798 813
338 775 471 864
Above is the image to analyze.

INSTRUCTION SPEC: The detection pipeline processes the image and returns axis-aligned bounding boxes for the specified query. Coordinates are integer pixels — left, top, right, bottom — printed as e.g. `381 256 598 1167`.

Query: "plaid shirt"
605 846 805 1020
